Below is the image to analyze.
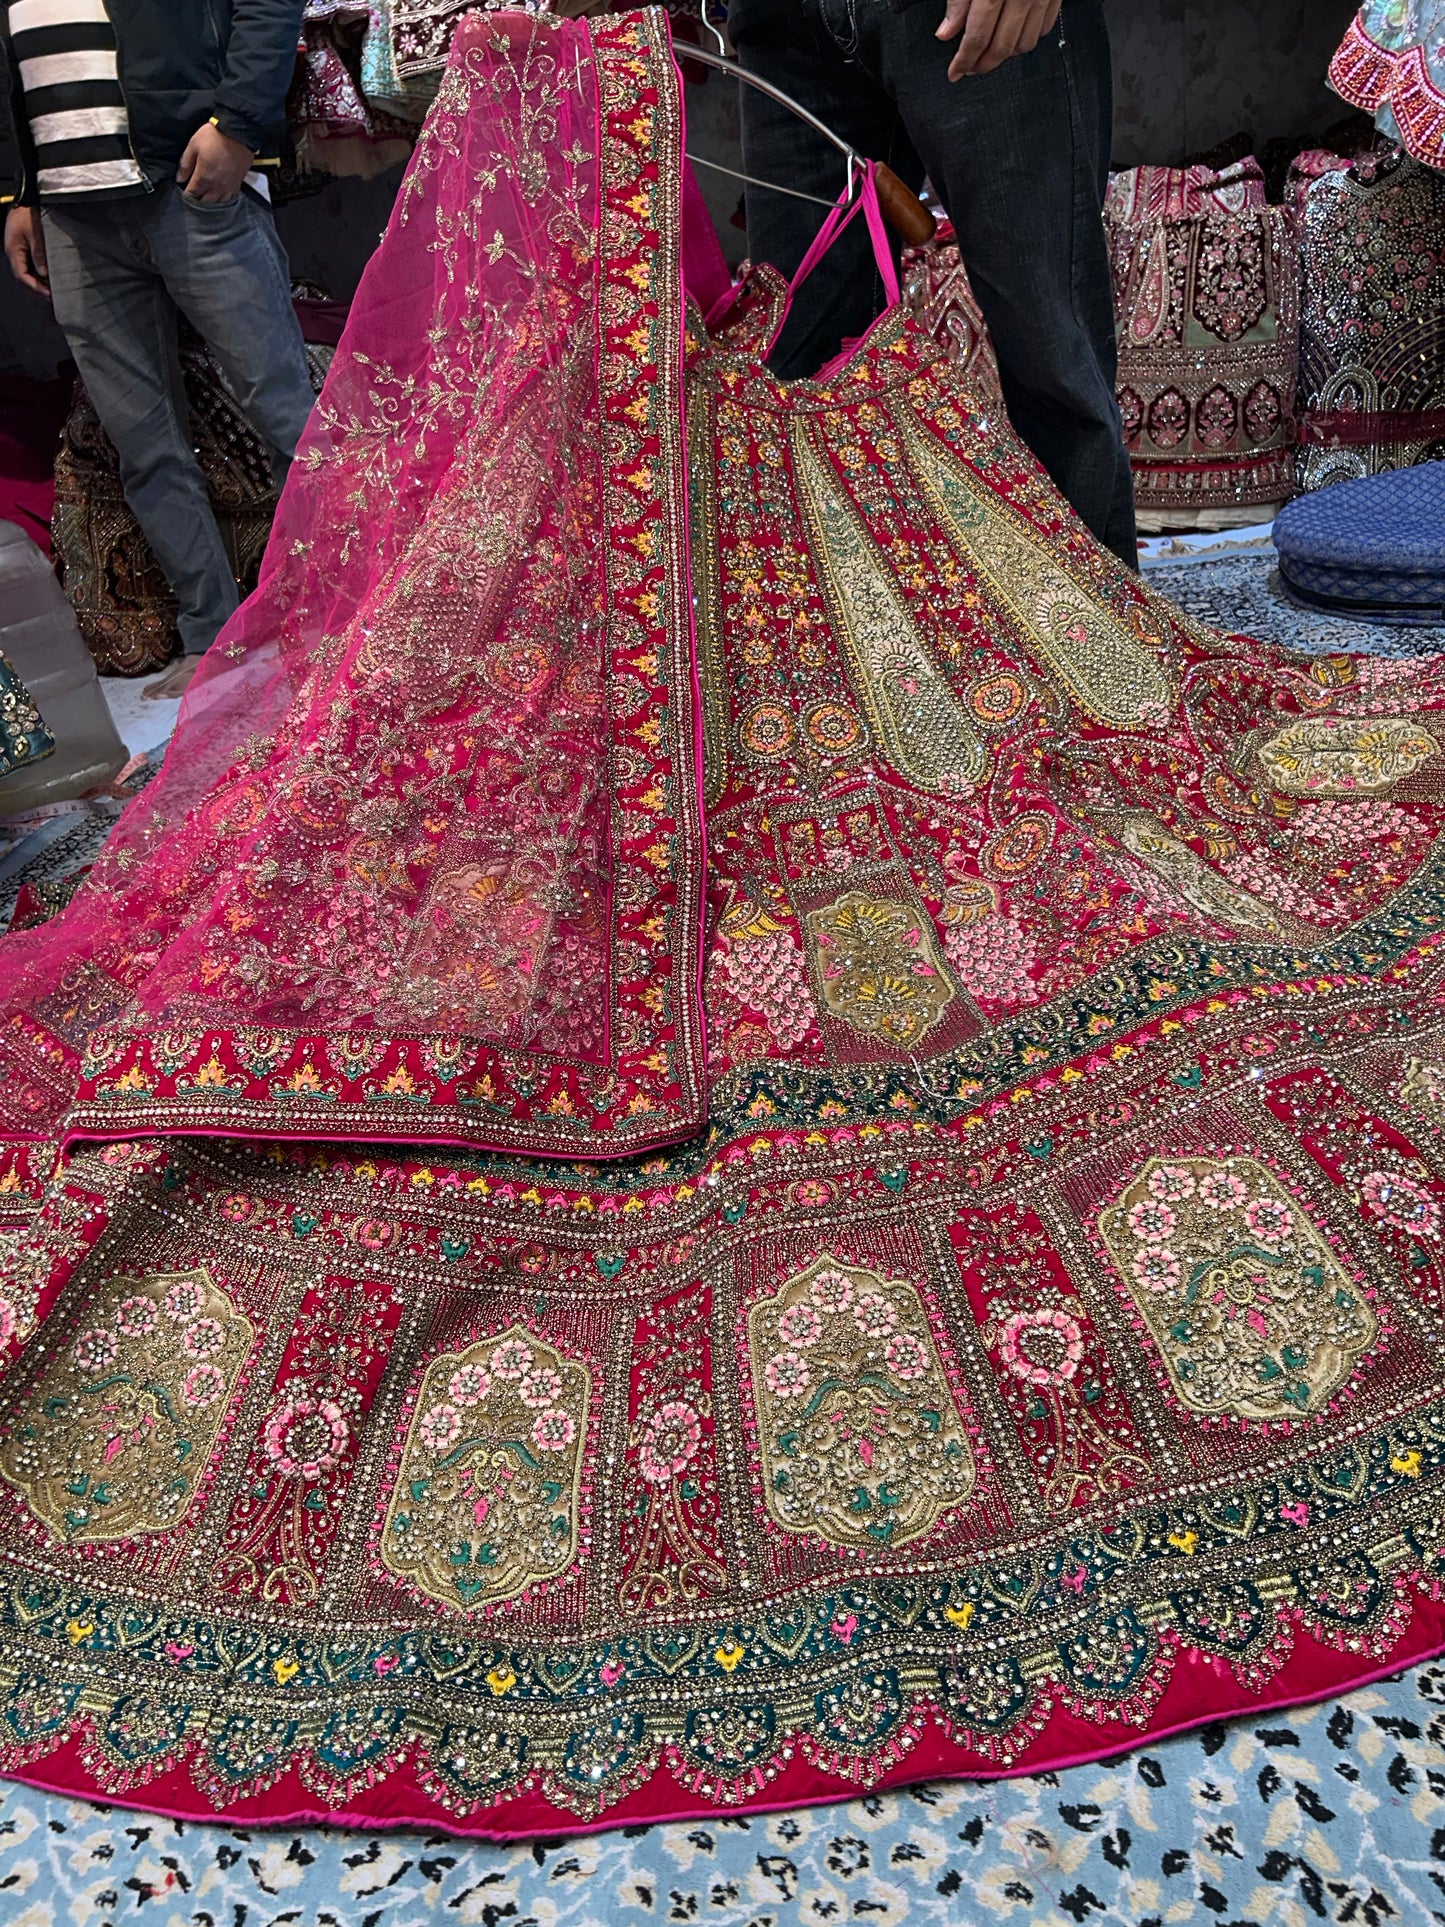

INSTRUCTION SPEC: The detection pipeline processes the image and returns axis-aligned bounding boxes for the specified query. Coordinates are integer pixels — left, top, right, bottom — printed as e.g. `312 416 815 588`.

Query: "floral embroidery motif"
746 1254 974 1549
0 1268 252 1543
381 1325 590 1611
804 892 955 1048
1098 1157 1377 1420
1256 717 1440 797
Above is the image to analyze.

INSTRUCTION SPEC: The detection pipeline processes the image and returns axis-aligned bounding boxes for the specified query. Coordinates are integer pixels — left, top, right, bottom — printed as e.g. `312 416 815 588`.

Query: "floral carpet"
2 1661 1443 1925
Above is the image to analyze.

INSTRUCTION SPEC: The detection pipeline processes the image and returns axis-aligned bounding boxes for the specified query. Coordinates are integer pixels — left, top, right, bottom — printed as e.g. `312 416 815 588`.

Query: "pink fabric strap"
764 163 900 360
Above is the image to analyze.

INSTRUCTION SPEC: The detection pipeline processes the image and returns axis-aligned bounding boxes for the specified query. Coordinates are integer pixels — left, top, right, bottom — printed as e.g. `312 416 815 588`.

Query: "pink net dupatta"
0 10 708 1161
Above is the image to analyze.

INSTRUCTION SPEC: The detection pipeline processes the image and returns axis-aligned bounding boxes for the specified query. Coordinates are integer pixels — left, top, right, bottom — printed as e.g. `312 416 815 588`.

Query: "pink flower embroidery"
418 1402 463 1452
853 1291 898 1339
764 1349 811 1399
1361 1169 1441 1238
491 1336 535 1380
73 1327 118 1375
1147 1164 1196 1204
638 1399 702 1484
1127 1198 1177 1243
448 1363 492 1406
998 1307 1085 1386
163 1279 203 1322
181 1363 226 1409
532 1407 577 1453
519 1364 564 1411
262 1395 349 1480
1244 1196 1293 1245
1131 1246 1182 1292
777 1302 822 1349
885 1331 929 1382
181 1317 225 1360
114 1295 157 1338
1198 1170 1248 1212
809 1266 854 1312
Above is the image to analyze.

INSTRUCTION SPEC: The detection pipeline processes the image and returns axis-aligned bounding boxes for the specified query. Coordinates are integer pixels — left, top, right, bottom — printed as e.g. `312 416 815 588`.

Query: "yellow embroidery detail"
1257 716 1439 796
900 415 1175 729
1110 811 1296 938
804 890 954 1047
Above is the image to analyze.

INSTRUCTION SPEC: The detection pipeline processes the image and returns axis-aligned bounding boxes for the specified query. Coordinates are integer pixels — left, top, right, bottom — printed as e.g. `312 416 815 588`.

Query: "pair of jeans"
727 0 1138 568
42 184 316 654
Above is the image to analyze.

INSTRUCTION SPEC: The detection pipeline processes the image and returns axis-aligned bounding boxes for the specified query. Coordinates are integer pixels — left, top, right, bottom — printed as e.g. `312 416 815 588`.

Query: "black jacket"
1 0 305 206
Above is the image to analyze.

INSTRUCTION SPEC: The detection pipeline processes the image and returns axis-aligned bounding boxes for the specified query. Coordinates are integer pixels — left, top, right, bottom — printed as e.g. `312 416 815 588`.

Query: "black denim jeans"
728 0 1137 568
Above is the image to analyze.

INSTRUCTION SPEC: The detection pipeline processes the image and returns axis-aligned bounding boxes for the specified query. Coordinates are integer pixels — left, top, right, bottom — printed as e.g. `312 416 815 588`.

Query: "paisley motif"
746 1254 974 1550
1109 811 1296 939
1256 716 1440 797
0 1268 252 1543
899 414 1175 729
381 1324 590 1611
1098 1156 1377 1421
791 423 988 795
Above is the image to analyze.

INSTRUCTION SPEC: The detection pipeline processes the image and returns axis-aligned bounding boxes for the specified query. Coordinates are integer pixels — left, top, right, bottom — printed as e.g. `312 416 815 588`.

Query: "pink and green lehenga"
1 8 1445 1836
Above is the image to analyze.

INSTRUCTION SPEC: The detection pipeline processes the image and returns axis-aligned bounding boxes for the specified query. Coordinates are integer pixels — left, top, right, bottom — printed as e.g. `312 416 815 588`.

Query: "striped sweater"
2 0 298 206
7 0 145 199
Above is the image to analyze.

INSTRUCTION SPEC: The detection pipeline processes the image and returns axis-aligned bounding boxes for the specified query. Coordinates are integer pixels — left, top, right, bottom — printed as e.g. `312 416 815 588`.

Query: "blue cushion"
1274 463 1445 620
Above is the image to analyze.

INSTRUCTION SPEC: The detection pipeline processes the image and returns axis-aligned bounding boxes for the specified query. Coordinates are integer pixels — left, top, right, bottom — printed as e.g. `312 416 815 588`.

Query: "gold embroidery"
900 416 1175 729
1256 717 1440 797
1098 1156 1376 1420
747 1253 974 1548
1110 810 1296 938
382 1324 589 1610
0 1268 252 1543
688 382 730 809
791 424 988 795
804 890 954 1047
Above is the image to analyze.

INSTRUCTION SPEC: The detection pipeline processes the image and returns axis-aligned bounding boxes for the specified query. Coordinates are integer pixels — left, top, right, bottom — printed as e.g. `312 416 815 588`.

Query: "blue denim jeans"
42 184 316 654
728 0 1137 568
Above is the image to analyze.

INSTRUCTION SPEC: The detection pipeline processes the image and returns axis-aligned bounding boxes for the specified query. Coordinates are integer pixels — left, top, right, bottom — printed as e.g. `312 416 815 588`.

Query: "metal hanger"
550 0 934 241
682 44 859 209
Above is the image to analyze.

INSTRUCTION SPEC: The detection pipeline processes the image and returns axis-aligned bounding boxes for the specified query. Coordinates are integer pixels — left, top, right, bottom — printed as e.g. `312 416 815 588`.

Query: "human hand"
4 205 49 295
937 0 1064 78
176 121 256 202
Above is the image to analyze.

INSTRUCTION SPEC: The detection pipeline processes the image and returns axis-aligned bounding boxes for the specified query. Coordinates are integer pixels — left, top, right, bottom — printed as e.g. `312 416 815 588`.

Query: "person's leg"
729 0 921 378
865 0 1137 567
41 204 243 656
144 185 315 477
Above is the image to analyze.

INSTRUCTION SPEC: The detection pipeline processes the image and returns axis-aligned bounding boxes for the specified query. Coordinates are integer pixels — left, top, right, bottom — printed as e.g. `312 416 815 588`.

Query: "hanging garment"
1293 147 1445 492
51 298 340 676
1331 1 1445 173
1104 160 1299 531
290 1 417 178
4 10 1445 1840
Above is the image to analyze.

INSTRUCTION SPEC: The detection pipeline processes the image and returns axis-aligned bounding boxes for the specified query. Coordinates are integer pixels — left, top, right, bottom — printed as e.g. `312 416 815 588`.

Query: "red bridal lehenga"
3 10 1445 1836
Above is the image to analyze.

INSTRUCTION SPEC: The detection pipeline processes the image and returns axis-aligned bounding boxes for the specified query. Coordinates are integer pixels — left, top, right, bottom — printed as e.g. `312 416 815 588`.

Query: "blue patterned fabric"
1275 462 1445 617
3 1662 1445 1924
